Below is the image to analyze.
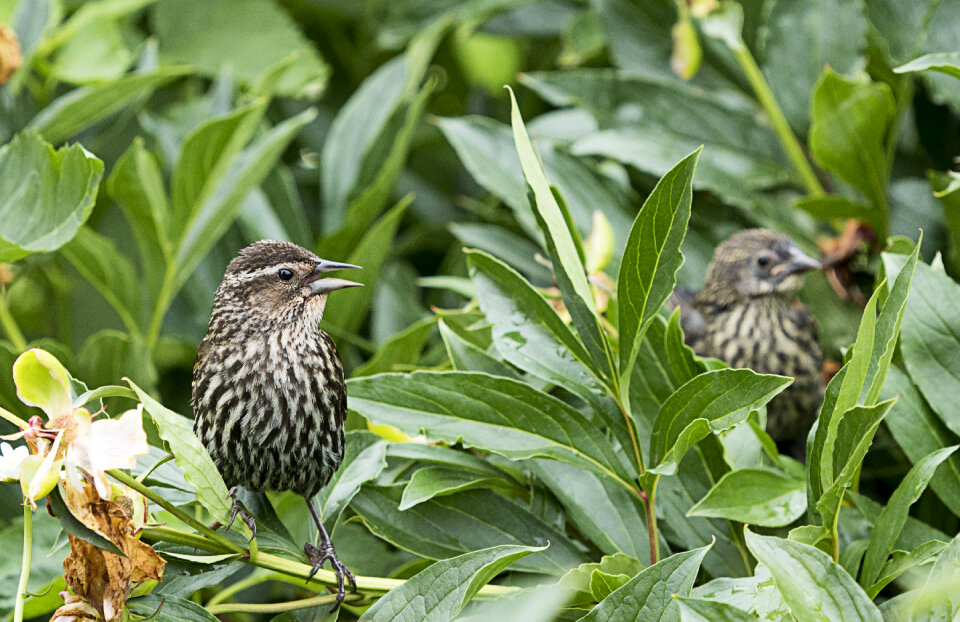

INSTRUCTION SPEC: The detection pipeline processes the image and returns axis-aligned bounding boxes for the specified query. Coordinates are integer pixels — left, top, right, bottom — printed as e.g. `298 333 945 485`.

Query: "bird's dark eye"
756 255 771 268
277 268 294 281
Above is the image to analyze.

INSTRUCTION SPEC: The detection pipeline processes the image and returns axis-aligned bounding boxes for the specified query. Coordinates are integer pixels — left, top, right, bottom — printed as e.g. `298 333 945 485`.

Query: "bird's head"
701 229 821 303
211 240 361 334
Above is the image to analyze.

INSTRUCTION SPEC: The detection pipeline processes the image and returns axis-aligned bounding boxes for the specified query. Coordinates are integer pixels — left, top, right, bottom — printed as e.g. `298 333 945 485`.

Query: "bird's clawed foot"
224 486 257 542
305 541 357 611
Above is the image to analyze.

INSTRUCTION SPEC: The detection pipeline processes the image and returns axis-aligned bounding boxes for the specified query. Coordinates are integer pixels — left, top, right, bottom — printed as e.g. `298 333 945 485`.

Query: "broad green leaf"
649 369 791 475
27 67 189 144
760 0 867 131
107 138 171 298
530 459 650 561
438 319 522 380
466 250 605 400
688 468 805 527
580 544 712 622
171 99 268 236
590 569 631 601
354 318 436 377
894 52 960 79
359 544 543 622
313 431 388 527
348 371 632 487
322 197 410 334
128 594 221 622
0 130 103 262
860 446 958 588
350 486 587 575
618 148 699 388
809 69 896 219
507 86 614 384
154 0 327 96
849 491 951 553
906 533 960 620
127 379 231 524
455 582 571 622
13 348 72 419
60 227 141 334
815 400 897 529
399 466 520 511
559 553 645 609
386 443 510 479
881 365 960 515
867 540 947 599
174 107 318 290
744 529 881 622
77 330 156 393
676 597 759 622
154 561 245 599
865 1 939 66
889 257 960 437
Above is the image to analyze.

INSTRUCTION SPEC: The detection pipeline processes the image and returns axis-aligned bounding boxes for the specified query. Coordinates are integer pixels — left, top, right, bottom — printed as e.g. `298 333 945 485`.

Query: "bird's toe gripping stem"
224 486 257 542
305 541 357 611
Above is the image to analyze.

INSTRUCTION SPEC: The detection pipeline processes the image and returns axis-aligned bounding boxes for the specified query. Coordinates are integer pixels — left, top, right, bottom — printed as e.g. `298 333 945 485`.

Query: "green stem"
13 503 32 622
0 406 29 430
141 525 520 598
205 569 273 607
207 593 364 615
106 469 244 555
730 42 824 196
137 454 175 483
642 478 660 565
145 265 177 351
0 289 28 352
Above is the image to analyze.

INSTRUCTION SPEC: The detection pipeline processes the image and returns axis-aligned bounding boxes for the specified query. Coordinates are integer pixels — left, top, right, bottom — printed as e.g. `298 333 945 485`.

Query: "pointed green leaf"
894 52 960 79
688 468 805 527
676 596 759 622
399 466 520 511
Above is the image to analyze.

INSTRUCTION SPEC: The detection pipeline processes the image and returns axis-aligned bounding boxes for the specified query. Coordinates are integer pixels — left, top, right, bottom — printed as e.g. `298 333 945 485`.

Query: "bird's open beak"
306 259 362 295
773 248 821 277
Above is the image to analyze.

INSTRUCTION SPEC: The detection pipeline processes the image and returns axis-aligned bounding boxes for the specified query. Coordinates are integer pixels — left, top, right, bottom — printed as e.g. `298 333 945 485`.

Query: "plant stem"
106 469 244 555
0 289 28 352
613 396 645 476
207 593 364 615
13 503 32 622
205 569 273 606
640 479 660 565
730 43 824 196
141 525 521 599
0 406 29 430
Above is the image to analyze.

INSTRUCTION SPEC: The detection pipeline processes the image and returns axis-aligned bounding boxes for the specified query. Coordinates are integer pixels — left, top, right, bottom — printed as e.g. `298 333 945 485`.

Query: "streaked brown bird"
192 240 361 607
674 229 824 445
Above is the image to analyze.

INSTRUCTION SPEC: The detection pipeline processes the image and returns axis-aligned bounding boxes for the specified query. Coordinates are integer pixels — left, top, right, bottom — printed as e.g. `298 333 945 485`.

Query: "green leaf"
77 330 156 393
907 532 960 620
321 197 410 335
590 569 631 601
173 107 318 290
0 130 103 261
530 459 650 561
154 0 328 96
894 52 960 79
60 227 142 334
617 148 699 387
867 540 947 600
354 318 436 377
386 443 510 479
675 596 759 622
313 431 388 527
359 544 543 622
171 99 268 236
348 371 632 487
580 544 712 622
351 486 587 575
107 138 171 298
860 446 958 588
881 365 960 516
438 319 521 380
809 69 896 217
688 468 805 527
744 529 881 622
466 249 605 400
649 369 791 475
399 466 520 511
507 86 614 384
128 594 221 622
13 348 73 418
127 379 231 524
760 0 867 131
27 67 190 144
889 257 960 437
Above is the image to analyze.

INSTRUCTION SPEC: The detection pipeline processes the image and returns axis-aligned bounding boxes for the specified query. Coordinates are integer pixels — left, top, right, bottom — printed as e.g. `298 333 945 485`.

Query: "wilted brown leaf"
60 483 164 622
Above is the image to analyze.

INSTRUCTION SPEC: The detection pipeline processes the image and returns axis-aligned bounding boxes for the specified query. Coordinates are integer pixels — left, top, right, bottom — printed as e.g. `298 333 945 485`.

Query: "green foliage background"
2 0 960 620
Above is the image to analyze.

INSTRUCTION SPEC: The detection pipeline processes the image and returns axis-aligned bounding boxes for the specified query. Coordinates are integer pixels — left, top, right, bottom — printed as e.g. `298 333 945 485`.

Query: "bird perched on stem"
192 240 361 608
675 229 824 446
